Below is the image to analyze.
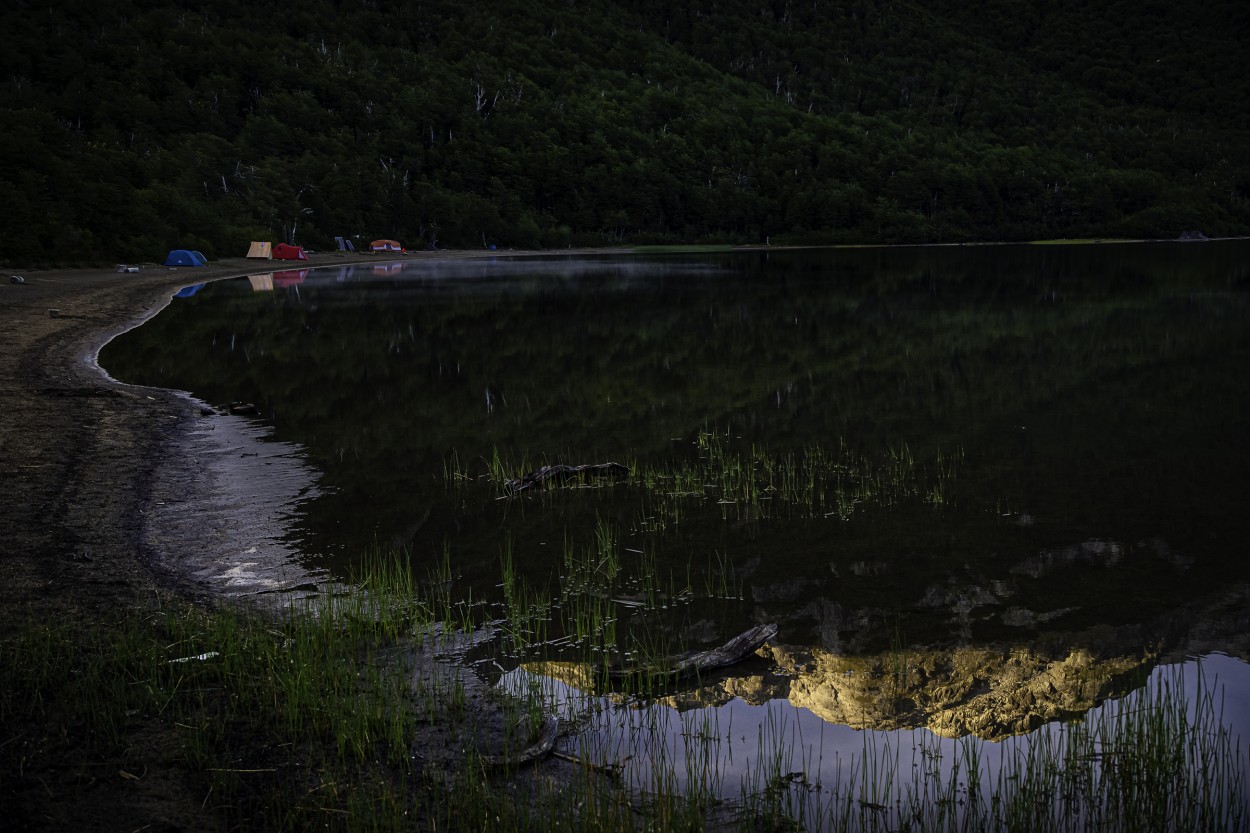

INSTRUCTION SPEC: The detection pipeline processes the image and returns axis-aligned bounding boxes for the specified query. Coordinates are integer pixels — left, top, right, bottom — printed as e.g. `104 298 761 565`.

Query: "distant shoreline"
7 234 1247 278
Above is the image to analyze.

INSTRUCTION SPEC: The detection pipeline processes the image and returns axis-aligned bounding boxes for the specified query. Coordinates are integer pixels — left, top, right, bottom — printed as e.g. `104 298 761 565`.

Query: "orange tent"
369 239 404 253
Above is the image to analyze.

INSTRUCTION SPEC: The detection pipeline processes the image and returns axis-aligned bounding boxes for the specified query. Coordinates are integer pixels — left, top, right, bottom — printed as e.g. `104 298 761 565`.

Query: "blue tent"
164 249 207 267
174 283 206 298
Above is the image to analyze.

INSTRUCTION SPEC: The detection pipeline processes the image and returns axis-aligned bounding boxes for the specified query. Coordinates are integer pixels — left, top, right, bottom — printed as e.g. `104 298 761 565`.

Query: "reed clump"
470 430 961 529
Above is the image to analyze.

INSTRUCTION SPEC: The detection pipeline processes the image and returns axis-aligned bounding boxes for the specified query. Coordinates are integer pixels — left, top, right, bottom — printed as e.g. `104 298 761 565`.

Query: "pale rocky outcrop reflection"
521 642 1153 743
774 643 1148 741
513 538 1249 743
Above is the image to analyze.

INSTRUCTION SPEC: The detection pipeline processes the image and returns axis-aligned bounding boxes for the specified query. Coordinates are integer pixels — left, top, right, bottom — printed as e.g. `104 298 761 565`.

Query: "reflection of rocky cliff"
775 580 1246 738
773 644 1148 741
768 575 1249 741
750 550 1250 740
512 523 1250 741
521 579 1250 742
524 642 1153 742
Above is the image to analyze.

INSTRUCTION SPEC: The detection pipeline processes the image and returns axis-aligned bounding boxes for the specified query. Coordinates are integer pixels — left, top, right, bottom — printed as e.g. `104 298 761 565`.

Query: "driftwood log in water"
606 623 779 685
479 715 563 769
480 626 776 767
504 462 629 493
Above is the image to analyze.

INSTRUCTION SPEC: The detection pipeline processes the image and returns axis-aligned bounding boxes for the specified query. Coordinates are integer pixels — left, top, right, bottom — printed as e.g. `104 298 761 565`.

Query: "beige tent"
246 241 273 259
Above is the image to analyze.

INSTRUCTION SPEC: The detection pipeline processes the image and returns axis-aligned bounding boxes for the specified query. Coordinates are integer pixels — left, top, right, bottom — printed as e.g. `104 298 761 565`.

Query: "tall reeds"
4 548 1244 832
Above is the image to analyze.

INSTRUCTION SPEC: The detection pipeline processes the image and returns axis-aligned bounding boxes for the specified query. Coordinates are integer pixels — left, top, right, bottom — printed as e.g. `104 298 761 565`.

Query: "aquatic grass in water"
5 546 1246 832
501 541 553 657
467 431 960 527
970 661 1248 833
543 518 716 675
517 656 1245 832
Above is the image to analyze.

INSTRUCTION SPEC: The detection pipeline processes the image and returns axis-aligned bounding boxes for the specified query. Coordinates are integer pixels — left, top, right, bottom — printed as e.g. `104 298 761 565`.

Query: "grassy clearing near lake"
3 542 1246 831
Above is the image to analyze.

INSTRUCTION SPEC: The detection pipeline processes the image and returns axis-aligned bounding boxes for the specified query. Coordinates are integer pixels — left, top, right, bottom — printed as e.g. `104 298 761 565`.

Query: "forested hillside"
2 0 1247 264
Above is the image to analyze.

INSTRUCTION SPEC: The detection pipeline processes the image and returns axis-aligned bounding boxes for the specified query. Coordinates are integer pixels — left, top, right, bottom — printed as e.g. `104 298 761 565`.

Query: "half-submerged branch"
606 623 779 685
504 462 629 494
482 625 777 767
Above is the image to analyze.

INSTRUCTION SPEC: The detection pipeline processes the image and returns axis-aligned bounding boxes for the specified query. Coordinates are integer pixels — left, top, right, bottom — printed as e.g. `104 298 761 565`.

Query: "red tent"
369 239 404 253
273 243 309 261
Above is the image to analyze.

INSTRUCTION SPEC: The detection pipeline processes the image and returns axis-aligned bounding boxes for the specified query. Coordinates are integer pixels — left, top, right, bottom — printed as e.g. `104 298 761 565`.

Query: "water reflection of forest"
101 244 1250 733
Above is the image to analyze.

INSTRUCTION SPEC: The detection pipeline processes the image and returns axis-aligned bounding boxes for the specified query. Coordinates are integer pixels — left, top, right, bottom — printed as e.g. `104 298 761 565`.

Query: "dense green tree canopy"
2 0 1246 264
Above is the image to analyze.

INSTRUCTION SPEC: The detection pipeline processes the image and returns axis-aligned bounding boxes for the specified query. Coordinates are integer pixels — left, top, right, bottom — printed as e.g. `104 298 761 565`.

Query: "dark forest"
3 0 1247 263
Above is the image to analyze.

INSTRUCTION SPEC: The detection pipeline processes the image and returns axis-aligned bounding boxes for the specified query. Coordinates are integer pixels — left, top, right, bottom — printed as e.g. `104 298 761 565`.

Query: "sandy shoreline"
0 247 615 610
0 248 602 830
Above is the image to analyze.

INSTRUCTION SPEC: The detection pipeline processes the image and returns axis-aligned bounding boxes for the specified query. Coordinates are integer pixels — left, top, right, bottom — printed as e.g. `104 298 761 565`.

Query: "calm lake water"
103 242 1250 815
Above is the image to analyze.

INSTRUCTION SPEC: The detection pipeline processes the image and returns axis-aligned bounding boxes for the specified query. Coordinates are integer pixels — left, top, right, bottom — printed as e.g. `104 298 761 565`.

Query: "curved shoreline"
0 248 592 829
7 238 1250 626
0 248 614 616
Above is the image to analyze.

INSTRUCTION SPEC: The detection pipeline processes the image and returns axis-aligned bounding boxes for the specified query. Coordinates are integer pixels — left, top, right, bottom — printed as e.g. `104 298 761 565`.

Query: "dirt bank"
0 254 383 611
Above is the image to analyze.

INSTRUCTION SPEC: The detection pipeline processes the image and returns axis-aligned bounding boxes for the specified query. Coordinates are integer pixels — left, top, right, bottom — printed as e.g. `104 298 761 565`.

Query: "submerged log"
606 623 778 685
482 627 776 766
504 462 629 493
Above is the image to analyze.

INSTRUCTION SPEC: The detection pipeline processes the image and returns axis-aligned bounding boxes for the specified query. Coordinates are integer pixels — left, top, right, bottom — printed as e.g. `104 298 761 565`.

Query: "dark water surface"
103 243 1250 747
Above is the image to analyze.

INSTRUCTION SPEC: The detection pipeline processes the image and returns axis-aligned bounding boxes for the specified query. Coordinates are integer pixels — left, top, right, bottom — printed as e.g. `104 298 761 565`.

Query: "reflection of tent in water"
369 239 404 253
247 273 274 292
272 243 309 260
272 269 309 287
164 249 207 267
372 262 404 276
174 283 206 298
246 241 273 259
